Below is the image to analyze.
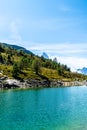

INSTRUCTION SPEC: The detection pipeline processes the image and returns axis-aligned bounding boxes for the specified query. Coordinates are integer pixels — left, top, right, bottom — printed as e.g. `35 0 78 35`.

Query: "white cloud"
27 42 87 71
50 56 87 71
28 42 87 55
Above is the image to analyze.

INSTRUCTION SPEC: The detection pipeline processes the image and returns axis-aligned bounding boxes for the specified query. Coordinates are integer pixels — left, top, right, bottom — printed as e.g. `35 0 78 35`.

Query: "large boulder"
3 79 21 88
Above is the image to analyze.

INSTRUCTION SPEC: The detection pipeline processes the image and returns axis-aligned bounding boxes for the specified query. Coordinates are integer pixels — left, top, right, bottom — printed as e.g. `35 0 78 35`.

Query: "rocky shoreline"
0 78 62 89
0 76 87 89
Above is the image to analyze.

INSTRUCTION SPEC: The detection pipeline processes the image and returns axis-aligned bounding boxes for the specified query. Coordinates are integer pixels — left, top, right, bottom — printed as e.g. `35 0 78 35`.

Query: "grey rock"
0 77 86 89
3 79 21 88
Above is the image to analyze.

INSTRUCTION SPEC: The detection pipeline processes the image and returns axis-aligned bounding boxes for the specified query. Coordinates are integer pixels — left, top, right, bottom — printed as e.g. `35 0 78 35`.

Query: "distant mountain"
0 42 34 55
42 52 49 59
77 67 87 75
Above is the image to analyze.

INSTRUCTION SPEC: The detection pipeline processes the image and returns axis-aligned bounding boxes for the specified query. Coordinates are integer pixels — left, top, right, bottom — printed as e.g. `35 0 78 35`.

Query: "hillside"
0 42 34 55
0 42 86 81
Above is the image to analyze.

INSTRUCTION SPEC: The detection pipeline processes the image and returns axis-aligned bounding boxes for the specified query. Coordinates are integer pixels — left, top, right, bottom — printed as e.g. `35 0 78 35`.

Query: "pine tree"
32 59 41 74
12 63 20 78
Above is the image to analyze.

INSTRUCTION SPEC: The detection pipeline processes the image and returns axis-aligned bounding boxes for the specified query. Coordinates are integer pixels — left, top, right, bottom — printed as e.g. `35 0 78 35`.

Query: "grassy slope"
0 44 87 81
0 63 86 81
0 64 59 79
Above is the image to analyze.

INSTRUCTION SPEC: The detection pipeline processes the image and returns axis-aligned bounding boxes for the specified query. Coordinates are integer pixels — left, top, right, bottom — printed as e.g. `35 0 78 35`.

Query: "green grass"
0 64 13 78
41 68 59 79
0 64 87 81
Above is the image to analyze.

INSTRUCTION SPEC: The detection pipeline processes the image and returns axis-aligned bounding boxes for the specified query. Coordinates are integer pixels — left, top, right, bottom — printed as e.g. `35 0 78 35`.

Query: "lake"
0 86 87 130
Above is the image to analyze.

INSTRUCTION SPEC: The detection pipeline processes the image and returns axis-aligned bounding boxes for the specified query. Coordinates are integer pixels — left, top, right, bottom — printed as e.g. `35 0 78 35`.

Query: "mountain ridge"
0 42 34 55
42 52 49 59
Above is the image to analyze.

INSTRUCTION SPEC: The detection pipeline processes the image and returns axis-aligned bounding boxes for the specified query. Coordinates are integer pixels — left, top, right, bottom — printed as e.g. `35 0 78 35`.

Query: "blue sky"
0 0 87 70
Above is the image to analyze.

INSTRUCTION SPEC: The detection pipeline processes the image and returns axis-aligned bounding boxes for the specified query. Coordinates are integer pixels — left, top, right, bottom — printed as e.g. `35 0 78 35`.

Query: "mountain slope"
0 42 86 81
0 42 34 55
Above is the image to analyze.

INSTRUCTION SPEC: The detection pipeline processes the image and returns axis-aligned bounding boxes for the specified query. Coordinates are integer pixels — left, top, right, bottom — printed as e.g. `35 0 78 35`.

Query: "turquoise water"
0 87 87 130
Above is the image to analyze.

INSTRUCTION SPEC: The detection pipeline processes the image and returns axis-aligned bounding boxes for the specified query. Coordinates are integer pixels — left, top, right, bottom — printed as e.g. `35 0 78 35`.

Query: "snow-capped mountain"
77 67 87 75
42 52 49 59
